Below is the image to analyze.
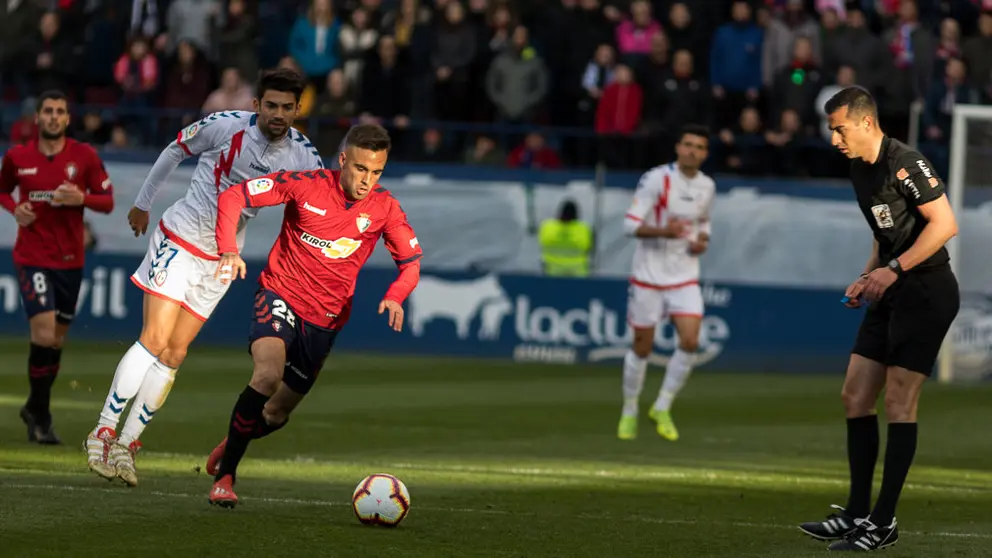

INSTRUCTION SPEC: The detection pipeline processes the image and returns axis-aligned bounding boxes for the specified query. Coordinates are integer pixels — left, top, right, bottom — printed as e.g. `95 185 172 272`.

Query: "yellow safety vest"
538 219 593 277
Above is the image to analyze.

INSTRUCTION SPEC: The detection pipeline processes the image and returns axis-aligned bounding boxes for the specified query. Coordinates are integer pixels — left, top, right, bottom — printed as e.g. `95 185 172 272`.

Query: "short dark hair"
824 86 877 119
256 67 306 102
678 124 710 143
36 90 68 112
344 124 392 153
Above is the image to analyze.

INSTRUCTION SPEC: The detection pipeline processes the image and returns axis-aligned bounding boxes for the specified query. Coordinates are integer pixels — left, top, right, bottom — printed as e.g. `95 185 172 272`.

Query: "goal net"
939 104 992 383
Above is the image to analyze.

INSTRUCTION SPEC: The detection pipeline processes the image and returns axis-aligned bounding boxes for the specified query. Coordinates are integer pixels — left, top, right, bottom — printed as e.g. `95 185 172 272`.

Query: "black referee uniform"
850 136 959 373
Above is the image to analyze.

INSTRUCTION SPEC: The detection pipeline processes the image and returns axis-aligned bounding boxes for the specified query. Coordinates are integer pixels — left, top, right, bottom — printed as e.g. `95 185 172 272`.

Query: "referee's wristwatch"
887 259 904 277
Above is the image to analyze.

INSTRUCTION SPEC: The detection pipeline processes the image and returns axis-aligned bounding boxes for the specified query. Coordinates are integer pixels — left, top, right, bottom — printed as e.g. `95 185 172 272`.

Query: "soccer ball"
352 473 411 527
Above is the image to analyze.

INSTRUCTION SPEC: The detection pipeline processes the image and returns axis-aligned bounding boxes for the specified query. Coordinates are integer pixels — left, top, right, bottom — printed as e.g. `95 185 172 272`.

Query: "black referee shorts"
852 265 959 375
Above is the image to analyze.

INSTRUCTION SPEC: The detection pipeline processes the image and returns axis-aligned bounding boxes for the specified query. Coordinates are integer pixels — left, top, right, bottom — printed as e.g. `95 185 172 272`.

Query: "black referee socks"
845 415 879 518
872 422 918 526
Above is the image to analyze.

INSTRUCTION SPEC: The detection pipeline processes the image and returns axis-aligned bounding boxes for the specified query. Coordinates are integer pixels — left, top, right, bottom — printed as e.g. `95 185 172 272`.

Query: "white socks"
654 348 696 413
621 351 648 417
119 360 177 445
97 342 157 431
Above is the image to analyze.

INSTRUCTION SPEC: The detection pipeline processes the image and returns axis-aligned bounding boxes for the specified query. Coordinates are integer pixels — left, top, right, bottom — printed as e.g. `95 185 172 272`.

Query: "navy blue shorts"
248 288 339 395
16 265 83 324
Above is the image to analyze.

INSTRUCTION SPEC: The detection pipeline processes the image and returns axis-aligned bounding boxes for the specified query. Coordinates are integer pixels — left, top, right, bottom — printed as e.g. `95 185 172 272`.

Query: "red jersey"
216 170 423 329
0 139 114 269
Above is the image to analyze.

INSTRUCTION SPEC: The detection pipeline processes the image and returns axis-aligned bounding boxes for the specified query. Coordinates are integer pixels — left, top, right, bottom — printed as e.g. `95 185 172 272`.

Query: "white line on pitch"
3 482 990 540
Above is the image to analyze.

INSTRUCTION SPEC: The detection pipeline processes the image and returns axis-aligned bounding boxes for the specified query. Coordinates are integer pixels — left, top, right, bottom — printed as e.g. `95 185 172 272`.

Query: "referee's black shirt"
850 136 950 270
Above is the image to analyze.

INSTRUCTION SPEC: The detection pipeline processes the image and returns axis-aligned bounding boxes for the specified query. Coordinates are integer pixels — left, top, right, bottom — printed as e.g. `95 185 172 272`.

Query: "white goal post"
938 103 987 383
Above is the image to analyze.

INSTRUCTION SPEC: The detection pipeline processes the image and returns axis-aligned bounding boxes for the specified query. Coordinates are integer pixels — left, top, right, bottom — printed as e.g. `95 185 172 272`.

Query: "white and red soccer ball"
352 473 411 527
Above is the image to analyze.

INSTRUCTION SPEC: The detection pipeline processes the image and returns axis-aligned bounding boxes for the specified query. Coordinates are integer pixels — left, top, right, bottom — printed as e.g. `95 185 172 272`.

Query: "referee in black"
798 87 960 551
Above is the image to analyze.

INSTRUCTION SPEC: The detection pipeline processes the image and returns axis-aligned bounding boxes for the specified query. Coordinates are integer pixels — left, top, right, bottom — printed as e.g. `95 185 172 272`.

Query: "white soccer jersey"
623 162 716 288
134 111 324 259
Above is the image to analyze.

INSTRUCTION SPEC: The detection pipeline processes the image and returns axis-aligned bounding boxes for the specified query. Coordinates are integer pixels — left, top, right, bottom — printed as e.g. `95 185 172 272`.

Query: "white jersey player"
616 126 715 443
85 69 323 486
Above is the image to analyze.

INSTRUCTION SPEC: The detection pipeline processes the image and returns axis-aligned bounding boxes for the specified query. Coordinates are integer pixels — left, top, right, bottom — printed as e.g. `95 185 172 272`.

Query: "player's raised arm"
0 152 18 214
80 148 114 214
379 200 423 332
216 171 304 255
133 114 242 213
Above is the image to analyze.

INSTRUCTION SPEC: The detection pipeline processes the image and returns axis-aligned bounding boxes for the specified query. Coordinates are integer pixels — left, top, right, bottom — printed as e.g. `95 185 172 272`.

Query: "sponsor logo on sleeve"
246 178 274 196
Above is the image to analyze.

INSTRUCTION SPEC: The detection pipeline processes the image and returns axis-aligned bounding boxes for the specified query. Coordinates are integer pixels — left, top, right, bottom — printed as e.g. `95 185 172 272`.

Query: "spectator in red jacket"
507 132 562 169
595 64 643 134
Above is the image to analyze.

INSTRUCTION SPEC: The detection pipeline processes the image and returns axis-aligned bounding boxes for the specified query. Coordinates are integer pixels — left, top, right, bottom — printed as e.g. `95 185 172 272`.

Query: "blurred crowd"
1 0 991 177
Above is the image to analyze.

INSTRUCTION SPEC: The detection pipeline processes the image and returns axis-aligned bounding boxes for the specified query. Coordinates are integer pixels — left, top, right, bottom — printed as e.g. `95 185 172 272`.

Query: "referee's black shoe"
19 406 62 445
828 518 899 551
798 505 861 540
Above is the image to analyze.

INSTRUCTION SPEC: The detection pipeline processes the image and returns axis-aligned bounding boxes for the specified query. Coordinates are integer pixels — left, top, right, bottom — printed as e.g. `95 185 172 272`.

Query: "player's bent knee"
883 391 918 422
157 345 188 369
840 384 876 416
261 406 288 426
30 329 58 348
138 330 169 356
678 339 699 353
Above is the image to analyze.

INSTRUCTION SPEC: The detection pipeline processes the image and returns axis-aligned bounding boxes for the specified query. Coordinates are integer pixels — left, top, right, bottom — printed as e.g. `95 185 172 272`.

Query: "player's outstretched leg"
799 355 884 542
618 328 653 440
113 309 203 486
650 315 701 441
209 338 288 508
87 341 158 479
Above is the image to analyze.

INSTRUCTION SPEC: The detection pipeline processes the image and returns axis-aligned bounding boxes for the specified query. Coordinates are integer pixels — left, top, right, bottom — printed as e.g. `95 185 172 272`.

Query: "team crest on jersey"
153 269 168 287
356 213 372 233
896 168 908 180
871 204 894 229
65 163 77 181
246 178 274 196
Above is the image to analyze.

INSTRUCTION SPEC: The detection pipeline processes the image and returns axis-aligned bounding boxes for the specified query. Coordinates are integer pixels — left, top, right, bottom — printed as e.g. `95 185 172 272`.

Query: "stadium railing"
1 102 846 176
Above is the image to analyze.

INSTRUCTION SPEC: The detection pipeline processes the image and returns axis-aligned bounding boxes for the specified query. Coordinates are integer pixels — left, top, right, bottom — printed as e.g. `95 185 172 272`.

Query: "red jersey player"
0 90 114 444
204 124 421 507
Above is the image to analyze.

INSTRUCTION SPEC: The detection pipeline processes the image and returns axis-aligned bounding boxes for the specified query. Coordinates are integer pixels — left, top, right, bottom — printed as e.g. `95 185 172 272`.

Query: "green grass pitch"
0 339 990 557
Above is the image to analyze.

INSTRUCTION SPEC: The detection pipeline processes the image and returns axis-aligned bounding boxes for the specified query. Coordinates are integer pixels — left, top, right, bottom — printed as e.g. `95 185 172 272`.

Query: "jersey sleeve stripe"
395 253 423 266
625 213 642 222
175 131 194 156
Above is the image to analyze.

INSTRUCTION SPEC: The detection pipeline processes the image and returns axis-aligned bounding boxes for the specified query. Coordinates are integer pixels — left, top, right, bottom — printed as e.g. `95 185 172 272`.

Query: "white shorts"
626 282 704 328
130 225 230 321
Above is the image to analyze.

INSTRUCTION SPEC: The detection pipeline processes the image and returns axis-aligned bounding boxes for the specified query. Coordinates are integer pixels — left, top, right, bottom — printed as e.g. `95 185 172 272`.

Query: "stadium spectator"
578 44 617 127
762 0 821 86
1 0 44 99
413 127 453 162
75 110 111 146
339 7 379 89
709 0 763 129
164 0 220 57
507 132 562 170
664 2 708 76
360 36 412 126
15 11 75 98
596 63 642 167
162 41 211 127
763 108 807 176
379 0 432 50
113 35 158 141
922 57 980 177
8 98 38 145
290 0 343 89
642 50 710 146
277 56 317 134
815 65 857 142
720 105 768 176
962 11 992 101
215 0 259 83
202 67 254 114
933 18 962 80
881 0 934 142
463 134 505 166
822 8 888 96
615 0 662 59
431 1 477 121
770 36 822 126
485 25 549 123
312 69 357 153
